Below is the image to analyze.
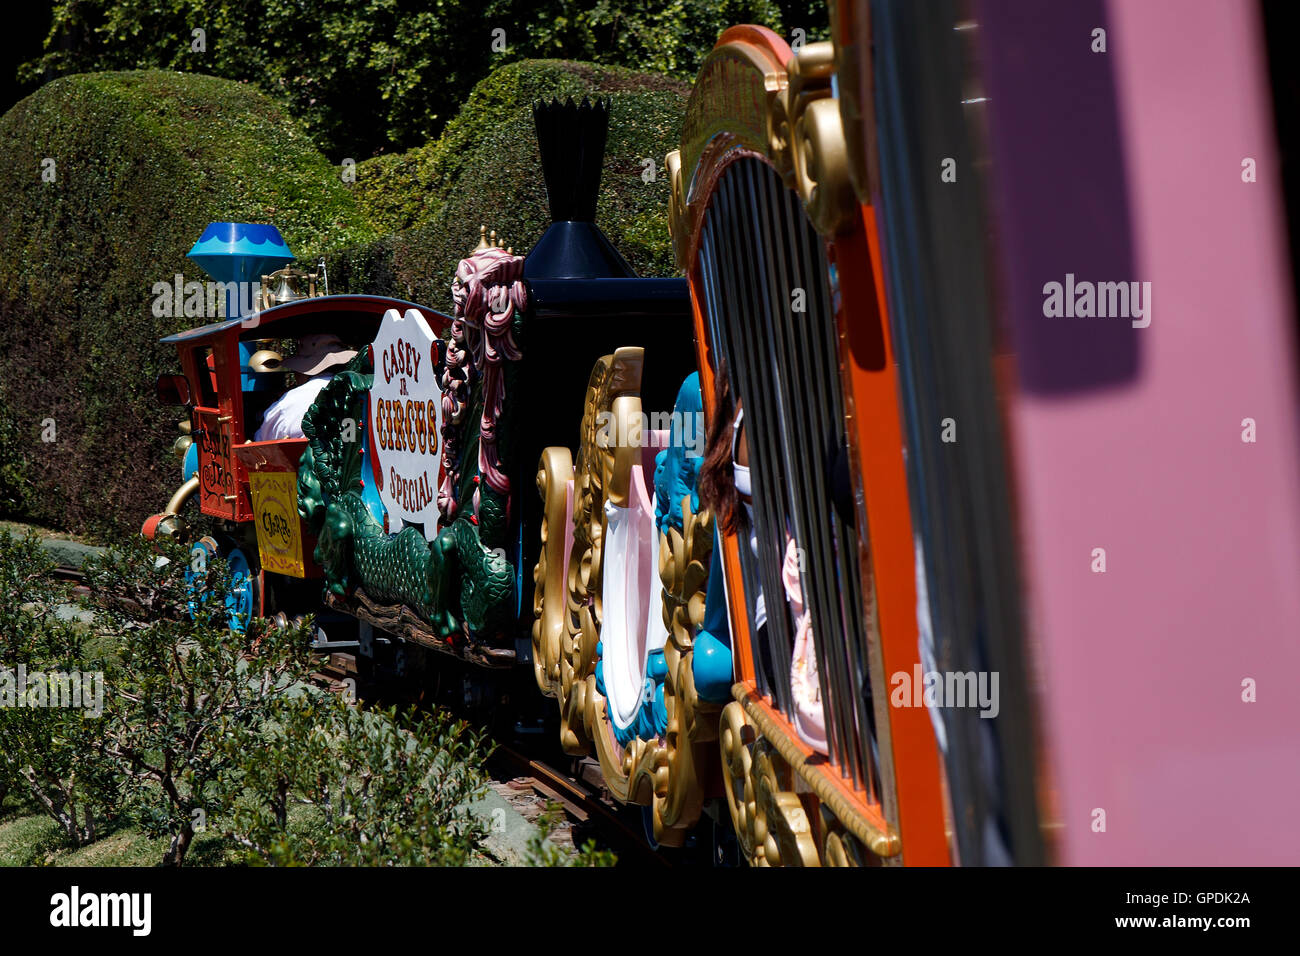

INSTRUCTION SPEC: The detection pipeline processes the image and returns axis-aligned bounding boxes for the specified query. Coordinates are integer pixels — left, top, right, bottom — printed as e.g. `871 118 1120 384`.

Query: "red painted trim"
714 24 793 67
141 514 164 540
832 205 949 865
367 403 384 494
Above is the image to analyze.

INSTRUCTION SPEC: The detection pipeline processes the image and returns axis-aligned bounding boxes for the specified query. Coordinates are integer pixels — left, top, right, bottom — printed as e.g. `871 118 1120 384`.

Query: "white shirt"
253 375 332 442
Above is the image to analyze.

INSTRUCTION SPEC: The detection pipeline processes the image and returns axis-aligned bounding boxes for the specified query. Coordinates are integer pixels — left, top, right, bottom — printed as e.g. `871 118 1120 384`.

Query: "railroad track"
51 566 85 581
487 743 670 866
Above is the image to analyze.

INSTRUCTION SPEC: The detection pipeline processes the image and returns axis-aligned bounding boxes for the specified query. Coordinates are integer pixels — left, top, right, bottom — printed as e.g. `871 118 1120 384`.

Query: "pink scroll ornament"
439 246 527 522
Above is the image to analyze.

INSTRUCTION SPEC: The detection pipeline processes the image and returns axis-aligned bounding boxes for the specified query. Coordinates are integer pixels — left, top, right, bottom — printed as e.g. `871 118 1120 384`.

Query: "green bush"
80 532 493 867
0 527 608 867
330 59 691 314
0 70 375 539
82 534 317 865
225 696 491 867
0 530 120 846
0 56 700 539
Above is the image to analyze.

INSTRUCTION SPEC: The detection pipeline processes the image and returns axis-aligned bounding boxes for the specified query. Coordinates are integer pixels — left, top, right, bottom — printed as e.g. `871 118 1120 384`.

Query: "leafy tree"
83 534 316 865
0 530 120 846
1 529 502 866
20 0 820 159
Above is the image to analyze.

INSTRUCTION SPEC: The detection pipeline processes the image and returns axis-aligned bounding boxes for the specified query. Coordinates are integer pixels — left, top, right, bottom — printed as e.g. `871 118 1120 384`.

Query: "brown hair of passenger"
699 359 743 536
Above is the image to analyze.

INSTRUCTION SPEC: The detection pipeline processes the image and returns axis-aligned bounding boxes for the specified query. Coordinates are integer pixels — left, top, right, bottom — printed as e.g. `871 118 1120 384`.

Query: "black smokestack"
525 96 636 280
533 97 609 222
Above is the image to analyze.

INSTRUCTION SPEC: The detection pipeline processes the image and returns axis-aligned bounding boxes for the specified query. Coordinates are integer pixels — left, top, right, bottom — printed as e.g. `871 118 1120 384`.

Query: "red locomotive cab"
148 325 253 534
156 295 448 557
156 320 261 523
192 334 245 521
145 224 449 596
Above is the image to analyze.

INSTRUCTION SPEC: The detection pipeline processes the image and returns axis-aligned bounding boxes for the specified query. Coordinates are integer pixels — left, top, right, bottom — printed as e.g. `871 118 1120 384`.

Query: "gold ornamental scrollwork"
753 744 822 867
829 0 876 204
545 348 656 807
720 701 759 862
555 353 618 755
721 702 819 867
666 150 689 271
775 42 855 237
645 496 716 846
580 347 646 803
532 446 572 697
721 690 899 866
670 29 858 266
532 350 715 835
822 806 873 867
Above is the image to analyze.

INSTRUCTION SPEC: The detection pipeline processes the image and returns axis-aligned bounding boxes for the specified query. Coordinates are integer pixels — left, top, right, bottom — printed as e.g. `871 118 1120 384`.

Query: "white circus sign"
366 308 444 540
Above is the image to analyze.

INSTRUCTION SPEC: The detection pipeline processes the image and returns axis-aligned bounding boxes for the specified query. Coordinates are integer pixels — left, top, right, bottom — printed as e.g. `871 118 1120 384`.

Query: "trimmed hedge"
0 59 689 538
330 59 689 312
0 70 375 537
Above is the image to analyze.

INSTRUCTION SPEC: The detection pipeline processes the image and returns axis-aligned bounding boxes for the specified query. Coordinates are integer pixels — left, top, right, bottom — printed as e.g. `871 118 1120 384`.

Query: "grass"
0 795 237 867
0 789 538 867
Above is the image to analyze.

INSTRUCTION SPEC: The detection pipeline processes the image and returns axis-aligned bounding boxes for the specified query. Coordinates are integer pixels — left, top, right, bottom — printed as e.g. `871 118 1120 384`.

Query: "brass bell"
270 271 300 304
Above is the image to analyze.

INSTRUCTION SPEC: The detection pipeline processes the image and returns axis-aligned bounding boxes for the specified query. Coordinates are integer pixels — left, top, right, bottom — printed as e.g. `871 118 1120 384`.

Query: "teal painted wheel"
224 546 255 633
185 537 258 633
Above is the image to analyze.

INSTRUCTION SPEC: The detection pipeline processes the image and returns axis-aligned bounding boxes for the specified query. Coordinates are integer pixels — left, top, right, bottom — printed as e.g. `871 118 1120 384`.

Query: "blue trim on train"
653 372 703 535
596 646 668 746
357 408 388 527
182 439 198 483
693 528 734 704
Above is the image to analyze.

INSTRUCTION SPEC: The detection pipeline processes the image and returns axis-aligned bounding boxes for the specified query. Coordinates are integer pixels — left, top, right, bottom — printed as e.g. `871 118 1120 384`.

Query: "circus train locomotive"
147 0 1300 867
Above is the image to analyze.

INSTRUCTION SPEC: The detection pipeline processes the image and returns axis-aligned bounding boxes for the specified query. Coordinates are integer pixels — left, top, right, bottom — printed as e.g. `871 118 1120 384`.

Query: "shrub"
84 533 493 867
225 696 491 867
330 59 691 314
1 529 499 866
0 530 120 846
83 533 318 865
0 70 375 539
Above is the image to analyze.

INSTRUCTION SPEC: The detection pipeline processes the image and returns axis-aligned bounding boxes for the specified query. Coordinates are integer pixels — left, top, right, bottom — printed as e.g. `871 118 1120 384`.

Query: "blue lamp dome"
186 222 294 286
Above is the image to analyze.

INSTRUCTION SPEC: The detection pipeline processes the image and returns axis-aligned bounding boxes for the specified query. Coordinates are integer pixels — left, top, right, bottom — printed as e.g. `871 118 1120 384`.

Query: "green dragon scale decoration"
296 247 526 645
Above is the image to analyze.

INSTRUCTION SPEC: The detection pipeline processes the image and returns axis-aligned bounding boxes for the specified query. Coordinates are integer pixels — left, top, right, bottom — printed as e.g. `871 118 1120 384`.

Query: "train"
143 0 1300 866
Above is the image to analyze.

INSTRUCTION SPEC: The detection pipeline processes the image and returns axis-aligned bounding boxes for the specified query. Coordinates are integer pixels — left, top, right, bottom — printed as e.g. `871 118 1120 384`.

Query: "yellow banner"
248 470 305 577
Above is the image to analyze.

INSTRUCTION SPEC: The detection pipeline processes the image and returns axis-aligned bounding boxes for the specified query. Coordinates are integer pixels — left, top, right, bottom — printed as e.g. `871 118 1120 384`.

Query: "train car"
145 0 1300 866
147 99 698 701
528 0 1300 867
145 229 448 631
630 0 1299 866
